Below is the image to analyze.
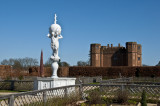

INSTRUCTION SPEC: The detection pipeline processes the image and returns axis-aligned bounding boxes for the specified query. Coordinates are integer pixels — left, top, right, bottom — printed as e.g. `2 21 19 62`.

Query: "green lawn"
0 90 29 93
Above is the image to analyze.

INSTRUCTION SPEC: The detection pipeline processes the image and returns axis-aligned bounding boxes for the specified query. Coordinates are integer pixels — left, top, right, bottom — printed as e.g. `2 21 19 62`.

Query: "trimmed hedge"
2 65 160 78
0 65 12 79
29 67 69 77
68 66 160 78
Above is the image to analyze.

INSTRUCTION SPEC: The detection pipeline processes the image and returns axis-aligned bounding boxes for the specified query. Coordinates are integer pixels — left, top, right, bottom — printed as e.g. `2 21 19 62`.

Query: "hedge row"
2 65 160 78
28 66 160 78
68 66 160 77
29 67 69 77
0 65 11 79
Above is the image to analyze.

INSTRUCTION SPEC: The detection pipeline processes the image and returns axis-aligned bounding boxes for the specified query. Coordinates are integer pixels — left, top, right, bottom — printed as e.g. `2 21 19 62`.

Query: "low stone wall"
0 80 33 91
0 76 101 91
75 76 102 84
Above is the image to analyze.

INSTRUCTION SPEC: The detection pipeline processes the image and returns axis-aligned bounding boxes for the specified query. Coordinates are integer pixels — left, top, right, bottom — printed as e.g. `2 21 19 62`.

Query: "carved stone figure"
47 14 63 78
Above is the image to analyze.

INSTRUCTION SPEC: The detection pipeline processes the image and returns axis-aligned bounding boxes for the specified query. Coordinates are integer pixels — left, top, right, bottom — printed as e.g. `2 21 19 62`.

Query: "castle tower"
137 44 142 66
90 44 101 67
126 42 138 66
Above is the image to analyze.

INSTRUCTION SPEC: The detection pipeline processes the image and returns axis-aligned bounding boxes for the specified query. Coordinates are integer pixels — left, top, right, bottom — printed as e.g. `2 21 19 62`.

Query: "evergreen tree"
141 90 147 106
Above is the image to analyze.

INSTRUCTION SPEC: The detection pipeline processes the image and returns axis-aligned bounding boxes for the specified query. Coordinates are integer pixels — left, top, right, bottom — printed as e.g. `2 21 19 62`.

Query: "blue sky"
0 0 160 66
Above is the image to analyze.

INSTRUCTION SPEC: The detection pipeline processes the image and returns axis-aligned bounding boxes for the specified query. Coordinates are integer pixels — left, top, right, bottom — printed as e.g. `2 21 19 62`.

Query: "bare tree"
44 58 70 67
21 57 38 68
1 58 15 66
1 59 9 65
44 58 52 67
77 60 90 66
59 61 70 67
156 61 160 66
0 57 38 70
13 60 23 69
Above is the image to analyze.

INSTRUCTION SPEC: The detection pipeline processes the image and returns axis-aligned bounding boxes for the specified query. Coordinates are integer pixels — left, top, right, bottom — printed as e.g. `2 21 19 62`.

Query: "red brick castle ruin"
90 42 142 67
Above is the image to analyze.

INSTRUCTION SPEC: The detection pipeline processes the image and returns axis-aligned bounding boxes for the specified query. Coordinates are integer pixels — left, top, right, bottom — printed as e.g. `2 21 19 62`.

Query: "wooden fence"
0 84 81 106
0 83 160 105
82 84 160 100
1 77 160 105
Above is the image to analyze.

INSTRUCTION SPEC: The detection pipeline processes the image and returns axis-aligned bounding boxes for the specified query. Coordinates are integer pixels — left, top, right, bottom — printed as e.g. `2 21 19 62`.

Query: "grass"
0 90 29 93
81 103 107 106
88 82 100 84
128 100 137 105
102 77 160 82
133 77 160 82
0 90 19 93
82 99 138 106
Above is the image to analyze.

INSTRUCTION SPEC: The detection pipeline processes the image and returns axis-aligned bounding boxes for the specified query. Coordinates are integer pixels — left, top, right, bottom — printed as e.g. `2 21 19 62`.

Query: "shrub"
116 90 129 104
128 100 137 105
5 76 11 80
87 90 102 104
24 92 81 106
141 90 147 106
18 75 24 80
135 68 140 77
101 96 112 105
151 74 155 78
64 92 81 105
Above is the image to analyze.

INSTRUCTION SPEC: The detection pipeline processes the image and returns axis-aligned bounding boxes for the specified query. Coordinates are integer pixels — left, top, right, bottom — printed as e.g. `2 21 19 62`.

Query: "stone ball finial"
49 14 61 36
50 24 61 35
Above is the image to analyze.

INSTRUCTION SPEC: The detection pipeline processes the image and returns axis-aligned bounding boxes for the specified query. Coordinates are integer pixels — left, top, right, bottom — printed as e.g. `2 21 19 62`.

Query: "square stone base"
33 77 76 90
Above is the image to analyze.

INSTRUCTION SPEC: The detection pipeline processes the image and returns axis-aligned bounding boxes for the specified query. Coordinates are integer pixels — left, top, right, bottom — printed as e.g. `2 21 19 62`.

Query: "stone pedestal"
34 77 76 90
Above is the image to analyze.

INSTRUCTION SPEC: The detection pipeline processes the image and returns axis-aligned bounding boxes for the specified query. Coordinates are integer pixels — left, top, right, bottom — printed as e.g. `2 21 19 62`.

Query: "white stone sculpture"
47 14 63 78
34 14 76 91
